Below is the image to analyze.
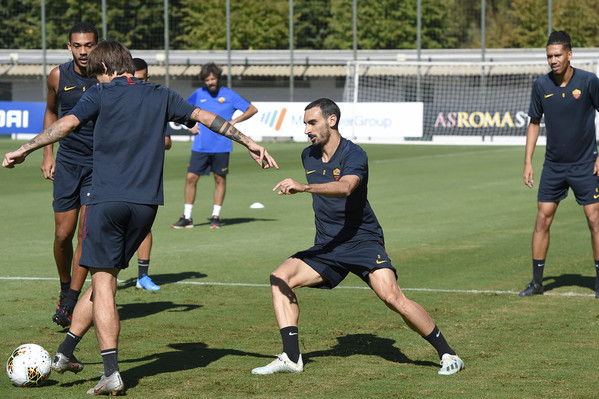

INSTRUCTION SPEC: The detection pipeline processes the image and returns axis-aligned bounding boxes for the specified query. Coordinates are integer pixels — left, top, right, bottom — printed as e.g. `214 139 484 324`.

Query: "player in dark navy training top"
41 22 98 328
3 40 278 395
130 57 169 292
251 98 464 376
520 31 599 298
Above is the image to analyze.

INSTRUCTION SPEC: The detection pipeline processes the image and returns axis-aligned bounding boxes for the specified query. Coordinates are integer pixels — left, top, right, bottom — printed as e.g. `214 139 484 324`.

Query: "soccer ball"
6 344 52 387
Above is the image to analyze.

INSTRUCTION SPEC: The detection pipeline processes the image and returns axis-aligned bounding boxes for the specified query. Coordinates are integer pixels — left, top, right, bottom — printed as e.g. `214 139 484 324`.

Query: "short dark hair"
305 98 341 130
200 62 222 81
132 57 148 73
87 40 135 78
69 22 98 44
547 30 572 51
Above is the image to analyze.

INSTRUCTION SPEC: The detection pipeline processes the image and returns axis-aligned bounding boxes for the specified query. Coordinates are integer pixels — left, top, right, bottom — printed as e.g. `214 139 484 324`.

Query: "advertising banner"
0 101 46 135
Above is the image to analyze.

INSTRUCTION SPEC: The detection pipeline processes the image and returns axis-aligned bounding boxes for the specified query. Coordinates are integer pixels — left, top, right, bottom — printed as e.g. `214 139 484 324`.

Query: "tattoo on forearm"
22 124 63 155
209 115 248 144
209 114 226 132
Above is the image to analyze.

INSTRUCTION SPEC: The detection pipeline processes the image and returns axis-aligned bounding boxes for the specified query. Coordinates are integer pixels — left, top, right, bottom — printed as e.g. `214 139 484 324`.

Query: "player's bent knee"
269 271 290 287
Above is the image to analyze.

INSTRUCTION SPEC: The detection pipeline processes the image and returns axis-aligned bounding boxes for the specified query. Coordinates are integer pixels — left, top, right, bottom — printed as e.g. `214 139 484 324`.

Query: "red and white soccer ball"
6 344 52 387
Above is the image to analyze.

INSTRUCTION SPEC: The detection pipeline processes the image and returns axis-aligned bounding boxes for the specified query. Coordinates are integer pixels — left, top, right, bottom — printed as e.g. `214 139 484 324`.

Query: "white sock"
212 205 222 217
184 204 193 219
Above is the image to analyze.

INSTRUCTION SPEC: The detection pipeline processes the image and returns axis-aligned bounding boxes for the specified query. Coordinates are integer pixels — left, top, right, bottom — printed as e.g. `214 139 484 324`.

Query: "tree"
553 0 599 48
295 0 332 49
0 0 42 49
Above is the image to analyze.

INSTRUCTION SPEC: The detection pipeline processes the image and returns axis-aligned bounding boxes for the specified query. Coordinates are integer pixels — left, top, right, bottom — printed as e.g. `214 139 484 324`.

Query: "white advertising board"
235 101 423 144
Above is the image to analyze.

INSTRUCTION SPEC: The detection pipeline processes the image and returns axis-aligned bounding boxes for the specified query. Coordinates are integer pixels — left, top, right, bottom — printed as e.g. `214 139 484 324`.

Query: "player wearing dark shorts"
41 23 98 328
251 98 464 376
3 40 278 395
188 151 230 177
521 30 599 298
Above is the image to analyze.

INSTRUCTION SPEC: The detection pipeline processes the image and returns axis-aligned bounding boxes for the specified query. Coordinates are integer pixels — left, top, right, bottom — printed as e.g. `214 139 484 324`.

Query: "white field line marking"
0 276 595 297
371 148 519 164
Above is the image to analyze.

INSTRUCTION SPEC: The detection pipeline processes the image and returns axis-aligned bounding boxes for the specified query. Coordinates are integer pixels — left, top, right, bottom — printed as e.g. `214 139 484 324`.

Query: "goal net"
343 60 599 145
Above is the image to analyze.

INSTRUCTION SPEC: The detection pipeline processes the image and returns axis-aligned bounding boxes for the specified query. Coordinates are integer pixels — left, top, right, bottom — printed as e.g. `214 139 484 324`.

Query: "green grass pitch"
0 138 597 398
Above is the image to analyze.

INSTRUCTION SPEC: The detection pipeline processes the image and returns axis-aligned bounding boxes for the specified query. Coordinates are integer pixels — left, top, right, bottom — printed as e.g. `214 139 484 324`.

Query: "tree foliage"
3 0 599 51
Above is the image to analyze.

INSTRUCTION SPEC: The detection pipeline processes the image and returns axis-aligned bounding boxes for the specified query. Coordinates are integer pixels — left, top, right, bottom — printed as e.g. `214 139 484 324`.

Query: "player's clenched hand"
273 178 304 195
3 148 27 169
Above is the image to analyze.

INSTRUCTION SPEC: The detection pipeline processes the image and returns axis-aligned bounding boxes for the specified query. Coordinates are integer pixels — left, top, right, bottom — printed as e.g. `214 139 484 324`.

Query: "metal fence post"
227 0 232 89
164 0 170 88
289 0 294 102
42 0 47 101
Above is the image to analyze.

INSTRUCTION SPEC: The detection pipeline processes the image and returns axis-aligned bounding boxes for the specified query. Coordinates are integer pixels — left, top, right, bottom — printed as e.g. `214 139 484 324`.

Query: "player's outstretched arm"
274 175 360 197
191 108 278 170
3 114 80 169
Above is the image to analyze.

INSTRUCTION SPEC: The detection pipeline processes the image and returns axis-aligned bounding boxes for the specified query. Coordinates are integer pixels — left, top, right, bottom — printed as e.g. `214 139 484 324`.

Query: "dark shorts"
188 151 230 176
52 159 93 212
292 240 397 289
80 202 158 269
538 161 599 205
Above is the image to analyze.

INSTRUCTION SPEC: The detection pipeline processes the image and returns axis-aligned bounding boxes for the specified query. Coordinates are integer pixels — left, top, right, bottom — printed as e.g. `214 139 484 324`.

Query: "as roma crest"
333 168 341 181
572 89 581 99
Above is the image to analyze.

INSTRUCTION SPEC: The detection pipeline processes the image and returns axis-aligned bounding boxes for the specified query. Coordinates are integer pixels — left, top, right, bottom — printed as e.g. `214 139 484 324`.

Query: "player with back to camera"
520 30 599 298
41 22 98 328
3 40 278 395
130 57 171 291
171 62 257 229
251 98 464 376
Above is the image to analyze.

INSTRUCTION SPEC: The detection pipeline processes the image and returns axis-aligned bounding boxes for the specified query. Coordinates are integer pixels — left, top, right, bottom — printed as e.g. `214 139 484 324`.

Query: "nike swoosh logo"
64 86 77 91
288 332 298 336
436 331 441 338
306 170 316 174
375 260 387 264
200 99 207 102
594 194 599 199
544 94 554 98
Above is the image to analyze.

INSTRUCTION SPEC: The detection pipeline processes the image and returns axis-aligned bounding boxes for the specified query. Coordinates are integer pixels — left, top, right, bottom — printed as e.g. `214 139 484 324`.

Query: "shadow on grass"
543 273 596 293
192 216 277 228
119 271 208 289
117 301 201 322
120 342 271 390
305 333 438 368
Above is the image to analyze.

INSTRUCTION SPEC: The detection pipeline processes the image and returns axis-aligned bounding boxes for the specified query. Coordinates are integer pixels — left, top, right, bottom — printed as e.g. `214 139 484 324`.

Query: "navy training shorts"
80 202 158 269
291 240 397 289
52 159 93 212
538 160 599 205
187 151 230 176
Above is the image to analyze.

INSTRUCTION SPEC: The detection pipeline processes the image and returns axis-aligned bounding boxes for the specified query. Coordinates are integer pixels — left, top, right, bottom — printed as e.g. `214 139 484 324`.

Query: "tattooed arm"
190 108 278 170
3 114 80 169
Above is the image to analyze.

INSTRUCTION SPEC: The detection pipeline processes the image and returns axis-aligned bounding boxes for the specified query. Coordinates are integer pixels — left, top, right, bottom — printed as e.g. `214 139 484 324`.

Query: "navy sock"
595 260 599 291
63 289 81 309
57 331 82 359
423 325 455 359
280 326 300 363
101 348 119 377
532 259 545 285
60 279 71 294
138 259 150 280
